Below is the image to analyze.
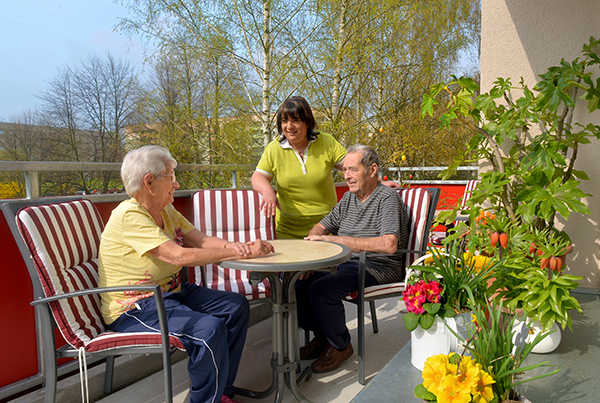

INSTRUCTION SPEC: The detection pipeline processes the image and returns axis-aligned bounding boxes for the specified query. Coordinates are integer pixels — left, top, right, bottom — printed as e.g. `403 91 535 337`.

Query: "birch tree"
120 0 321 145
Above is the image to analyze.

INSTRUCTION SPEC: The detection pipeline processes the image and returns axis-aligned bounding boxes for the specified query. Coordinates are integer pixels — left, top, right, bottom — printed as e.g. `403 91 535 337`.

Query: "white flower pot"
411 312 473 371
512 318 562 354
411 316 452 371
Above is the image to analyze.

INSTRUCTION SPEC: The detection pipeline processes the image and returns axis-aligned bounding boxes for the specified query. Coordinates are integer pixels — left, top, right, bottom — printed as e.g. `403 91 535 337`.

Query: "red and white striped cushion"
86 331 184 352
460 179 479 210
398 187 431 266
17 200 185 352
193 190 276 300
17 200 105 349
346 282 406 300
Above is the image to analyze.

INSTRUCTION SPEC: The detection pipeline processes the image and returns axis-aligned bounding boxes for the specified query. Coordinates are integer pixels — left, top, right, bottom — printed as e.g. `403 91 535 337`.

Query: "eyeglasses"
158 173 178 184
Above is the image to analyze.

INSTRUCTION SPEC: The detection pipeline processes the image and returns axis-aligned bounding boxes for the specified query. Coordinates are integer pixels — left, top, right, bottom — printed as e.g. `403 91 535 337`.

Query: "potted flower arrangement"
448 207 583 352
402 245 498 369
421 39 599 351
414 301 560 403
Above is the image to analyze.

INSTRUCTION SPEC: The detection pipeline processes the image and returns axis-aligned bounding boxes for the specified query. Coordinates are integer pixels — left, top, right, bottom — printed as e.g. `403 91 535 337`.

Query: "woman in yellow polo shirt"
252 96 347 239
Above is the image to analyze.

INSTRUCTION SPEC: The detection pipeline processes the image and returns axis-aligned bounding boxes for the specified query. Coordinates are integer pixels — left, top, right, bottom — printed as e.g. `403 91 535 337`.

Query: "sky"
0 0 147 121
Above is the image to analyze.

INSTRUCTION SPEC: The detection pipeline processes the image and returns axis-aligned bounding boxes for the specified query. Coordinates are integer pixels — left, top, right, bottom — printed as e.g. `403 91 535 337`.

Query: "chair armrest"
30 285 163 305
396 248 427 256
31 285 172 345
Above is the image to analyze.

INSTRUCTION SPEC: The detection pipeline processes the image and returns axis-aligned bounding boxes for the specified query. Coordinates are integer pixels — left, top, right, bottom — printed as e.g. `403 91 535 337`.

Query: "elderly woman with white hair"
98 145 274 403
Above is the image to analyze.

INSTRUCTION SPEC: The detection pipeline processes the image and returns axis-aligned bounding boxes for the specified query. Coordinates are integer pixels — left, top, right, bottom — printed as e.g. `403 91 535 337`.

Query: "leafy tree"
120 0 321 146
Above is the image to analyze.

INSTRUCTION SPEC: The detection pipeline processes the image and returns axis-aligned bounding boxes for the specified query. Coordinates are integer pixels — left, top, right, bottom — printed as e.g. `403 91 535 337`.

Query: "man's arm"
307 223 331 237
306 231 398 254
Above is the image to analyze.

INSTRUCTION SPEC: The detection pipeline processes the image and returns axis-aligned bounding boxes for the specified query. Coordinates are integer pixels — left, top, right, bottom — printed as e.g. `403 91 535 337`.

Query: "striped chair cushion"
86 331 184 352
460 179 479 210
16 200 184 352
346 282 406 300
17 200 106 349
193 189 276 300
398 187 431 266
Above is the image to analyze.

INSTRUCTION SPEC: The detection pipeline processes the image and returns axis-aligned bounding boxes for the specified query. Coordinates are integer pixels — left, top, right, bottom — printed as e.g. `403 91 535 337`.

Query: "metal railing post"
25 171 40 200
232 171 238 189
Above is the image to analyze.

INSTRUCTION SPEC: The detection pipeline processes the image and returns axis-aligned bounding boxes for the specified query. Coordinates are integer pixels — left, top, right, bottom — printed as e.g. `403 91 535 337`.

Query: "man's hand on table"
304 235 328 242
299 235 329 279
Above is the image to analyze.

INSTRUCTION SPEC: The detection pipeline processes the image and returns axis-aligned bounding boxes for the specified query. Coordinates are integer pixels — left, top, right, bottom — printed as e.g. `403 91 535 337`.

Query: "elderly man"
296 144 409 373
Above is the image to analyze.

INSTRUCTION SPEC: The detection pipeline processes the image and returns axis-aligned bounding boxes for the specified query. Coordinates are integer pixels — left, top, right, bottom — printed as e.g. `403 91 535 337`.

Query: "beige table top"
219 239 352 273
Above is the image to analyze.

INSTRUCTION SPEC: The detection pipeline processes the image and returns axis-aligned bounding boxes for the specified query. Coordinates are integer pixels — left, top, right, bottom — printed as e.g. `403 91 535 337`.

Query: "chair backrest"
460 179 479 210
9 199 105 349
192 189 276 300
398 187 440 265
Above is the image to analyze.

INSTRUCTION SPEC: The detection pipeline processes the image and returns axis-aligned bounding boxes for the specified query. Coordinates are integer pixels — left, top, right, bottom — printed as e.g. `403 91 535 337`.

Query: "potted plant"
451 206 583 352
402 246 498 369
422 37 600 236
414 301 560 403
421 38 599 350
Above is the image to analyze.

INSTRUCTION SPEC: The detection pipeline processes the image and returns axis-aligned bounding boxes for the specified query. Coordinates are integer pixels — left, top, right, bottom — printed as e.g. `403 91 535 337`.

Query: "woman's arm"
251 171 280 217
147 233 275 267
183 228 254 257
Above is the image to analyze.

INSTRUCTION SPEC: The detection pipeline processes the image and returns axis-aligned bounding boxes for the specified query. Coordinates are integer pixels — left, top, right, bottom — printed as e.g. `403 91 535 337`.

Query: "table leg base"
233 381 276 400
296 366 312 385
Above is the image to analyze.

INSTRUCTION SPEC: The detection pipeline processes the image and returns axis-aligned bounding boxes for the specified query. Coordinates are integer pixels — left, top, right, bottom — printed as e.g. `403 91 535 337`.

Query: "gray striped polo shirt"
320 183 409 283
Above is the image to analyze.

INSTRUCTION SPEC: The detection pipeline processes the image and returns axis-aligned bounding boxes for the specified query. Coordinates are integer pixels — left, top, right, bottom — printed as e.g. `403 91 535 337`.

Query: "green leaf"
414 384 437 401
419 312 436 330
403 312 420 332
424 302 441 315
571 169 590 180
440 110 457 128
421 93 438 118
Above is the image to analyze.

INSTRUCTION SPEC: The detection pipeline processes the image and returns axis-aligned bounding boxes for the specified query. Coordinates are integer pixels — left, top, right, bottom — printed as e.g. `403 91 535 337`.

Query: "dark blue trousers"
107 282 250 403
296 260 378 350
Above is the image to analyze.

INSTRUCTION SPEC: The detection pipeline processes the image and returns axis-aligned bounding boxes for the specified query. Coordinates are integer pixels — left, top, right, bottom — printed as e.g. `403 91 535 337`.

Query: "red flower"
402 279 442 314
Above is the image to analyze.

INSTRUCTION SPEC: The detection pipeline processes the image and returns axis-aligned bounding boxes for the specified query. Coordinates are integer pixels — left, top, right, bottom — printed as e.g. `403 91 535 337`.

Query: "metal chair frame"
1 198 178 403
350 187 441 385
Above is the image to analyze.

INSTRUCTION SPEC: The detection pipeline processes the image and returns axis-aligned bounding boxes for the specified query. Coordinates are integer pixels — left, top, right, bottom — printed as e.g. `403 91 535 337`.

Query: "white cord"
124 310 220 403
78 347 89 403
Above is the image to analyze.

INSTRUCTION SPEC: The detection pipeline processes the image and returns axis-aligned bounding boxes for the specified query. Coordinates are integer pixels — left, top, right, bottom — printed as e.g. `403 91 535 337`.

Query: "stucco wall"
481 0 600 289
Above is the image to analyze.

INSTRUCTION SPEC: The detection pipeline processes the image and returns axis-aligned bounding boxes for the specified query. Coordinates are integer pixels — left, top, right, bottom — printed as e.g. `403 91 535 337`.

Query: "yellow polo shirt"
256 132 346 238
98 199 195 324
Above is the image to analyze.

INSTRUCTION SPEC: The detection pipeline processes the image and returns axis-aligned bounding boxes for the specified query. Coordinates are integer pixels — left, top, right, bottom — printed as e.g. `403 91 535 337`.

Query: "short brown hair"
276 96 319 142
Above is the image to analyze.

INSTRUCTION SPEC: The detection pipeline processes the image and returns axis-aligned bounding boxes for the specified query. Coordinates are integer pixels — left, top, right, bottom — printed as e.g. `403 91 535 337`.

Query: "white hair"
121 145 177 197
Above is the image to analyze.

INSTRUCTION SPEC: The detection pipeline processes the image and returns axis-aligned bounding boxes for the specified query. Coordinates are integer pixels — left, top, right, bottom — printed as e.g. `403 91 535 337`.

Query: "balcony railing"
0 161 255 200
386 166 478 184
0 161 478 201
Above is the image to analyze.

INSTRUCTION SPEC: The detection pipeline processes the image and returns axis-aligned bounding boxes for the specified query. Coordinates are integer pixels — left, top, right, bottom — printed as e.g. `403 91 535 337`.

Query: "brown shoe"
311 343 354 373
300 337 327 360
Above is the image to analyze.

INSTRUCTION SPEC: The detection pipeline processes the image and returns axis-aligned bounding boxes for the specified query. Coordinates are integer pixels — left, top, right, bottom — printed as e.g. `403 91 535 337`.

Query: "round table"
221 239 352 403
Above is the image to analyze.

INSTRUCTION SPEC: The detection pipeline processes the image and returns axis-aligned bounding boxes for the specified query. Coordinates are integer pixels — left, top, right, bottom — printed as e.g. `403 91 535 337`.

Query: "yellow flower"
424 254 434 265
467 255 493 273
437 374 472 403
471 313 479 328
472 370 496 403
422 360 449 394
